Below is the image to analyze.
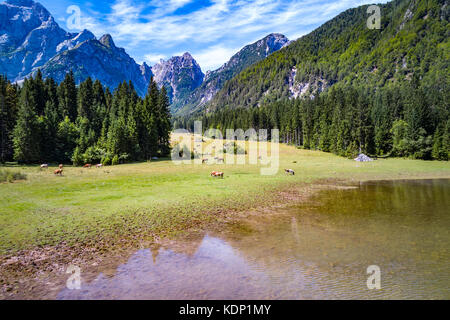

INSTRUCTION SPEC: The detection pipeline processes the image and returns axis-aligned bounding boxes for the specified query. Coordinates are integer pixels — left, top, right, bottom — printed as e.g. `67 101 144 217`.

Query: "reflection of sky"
58 236 281 299
38 0 389 71
57 180 450 299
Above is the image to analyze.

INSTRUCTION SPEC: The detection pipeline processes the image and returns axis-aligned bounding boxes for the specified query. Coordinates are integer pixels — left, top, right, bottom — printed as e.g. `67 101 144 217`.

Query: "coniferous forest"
176 77 449 160
0 70 171 165
173 0 449 161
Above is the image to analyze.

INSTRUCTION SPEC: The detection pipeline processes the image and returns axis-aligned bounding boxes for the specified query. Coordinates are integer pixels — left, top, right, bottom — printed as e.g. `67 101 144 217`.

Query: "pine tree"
78 77 94 121
138 78 159 159
58 71 78 121
33 69 47 116
0 89 7 163
157 86 171 155
12 79 42 163
56 116 78 163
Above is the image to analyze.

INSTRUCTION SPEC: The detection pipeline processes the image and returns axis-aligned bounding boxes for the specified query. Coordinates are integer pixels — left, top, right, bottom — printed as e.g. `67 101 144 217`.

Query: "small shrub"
0 169 27 183
118 153 130 164
223 142 247 155
83 146 105 164
111 155 119 166
71 147 84 166
102 156 111 166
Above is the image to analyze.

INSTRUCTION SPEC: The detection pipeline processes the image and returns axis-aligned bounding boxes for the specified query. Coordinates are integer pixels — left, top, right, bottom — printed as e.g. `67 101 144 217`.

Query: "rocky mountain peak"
182 52 193 59
260 33 290 56
55 29 96 53
151 52 204 108
140 62 153 83
0 0 70 80
99 34 116 49
173 33 289 115
74 29 95 41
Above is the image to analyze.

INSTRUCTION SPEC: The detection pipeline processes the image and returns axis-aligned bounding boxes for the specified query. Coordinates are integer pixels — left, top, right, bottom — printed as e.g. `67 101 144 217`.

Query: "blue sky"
38 0 388 71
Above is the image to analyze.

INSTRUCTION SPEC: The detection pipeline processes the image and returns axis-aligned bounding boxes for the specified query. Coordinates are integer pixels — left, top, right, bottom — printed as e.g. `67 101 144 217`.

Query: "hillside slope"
207 0 449 111
0 0 152 95
38 34 153 97
175 33 289 115
152 52 204 112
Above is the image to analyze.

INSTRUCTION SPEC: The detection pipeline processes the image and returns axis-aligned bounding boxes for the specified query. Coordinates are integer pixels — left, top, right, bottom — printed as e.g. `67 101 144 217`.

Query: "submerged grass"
0 140 449 255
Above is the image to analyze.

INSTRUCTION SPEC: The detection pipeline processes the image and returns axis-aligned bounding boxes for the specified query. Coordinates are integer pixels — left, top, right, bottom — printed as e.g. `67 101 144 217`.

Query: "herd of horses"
40 162 295 179
40 163 103 176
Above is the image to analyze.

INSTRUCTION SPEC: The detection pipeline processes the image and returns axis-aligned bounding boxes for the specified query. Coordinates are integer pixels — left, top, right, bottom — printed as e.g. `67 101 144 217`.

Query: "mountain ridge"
0 0 154 95
1 0 289 106
173 33 289 115
204 0 449 112
152 52 204 110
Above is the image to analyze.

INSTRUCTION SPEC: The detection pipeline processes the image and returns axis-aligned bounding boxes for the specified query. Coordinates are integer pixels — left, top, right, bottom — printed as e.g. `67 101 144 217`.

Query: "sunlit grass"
0 136 449 254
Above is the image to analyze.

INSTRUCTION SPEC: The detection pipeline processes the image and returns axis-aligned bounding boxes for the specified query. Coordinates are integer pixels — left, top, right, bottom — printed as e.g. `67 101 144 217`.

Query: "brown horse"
211 171 224 179
83 164 92 168
54 169 63 176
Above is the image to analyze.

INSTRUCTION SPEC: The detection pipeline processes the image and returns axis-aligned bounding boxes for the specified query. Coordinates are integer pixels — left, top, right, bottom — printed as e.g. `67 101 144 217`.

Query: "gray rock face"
140 62 153 86
1 0 288 110
174 33 289 115
0 0 152 96
56 29 96 53
0 0 72 81
152 52 204 110
38 34 153 96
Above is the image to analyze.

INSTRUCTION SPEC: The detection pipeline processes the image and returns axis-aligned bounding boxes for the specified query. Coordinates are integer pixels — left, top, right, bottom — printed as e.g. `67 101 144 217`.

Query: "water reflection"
58 179 450 300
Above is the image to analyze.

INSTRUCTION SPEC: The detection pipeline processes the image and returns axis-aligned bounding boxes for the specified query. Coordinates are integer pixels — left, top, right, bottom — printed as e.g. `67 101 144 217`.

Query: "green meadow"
1 138 449 255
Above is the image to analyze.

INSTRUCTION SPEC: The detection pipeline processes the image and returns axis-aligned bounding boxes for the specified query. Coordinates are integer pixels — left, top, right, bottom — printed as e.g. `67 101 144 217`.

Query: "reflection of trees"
221 180 450 284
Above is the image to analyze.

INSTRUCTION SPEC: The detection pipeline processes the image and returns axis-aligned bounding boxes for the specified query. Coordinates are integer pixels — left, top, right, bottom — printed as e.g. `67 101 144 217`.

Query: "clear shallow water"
58 179 450 300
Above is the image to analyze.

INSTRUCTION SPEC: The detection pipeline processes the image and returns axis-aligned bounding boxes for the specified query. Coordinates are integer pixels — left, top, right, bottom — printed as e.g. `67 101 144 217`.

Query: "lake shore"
1 145 449 299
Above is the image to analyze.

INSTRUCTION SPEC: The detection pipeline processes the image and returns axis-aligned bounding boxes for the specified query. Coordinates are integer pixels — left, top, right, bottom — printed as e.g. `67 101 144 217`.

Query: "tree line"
0 70 171 165
176 78 448 160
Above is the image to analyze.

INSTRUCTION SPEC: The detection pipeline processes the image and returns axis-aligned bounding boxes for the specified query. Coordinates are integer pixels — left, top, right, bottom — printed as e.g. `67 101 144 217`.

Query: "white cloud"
144 54 168 65
67 0 390 70
191 45 241 71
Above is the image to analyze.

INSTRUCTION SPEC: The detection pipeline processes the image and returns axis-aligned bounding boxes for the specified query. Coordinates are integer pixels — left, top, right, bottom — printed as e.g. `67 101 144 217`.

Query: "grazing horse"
54 169 63 176
284 169 295 175
96 164 103 168
211 171 224 179
83 164 92 168
40 164 48 169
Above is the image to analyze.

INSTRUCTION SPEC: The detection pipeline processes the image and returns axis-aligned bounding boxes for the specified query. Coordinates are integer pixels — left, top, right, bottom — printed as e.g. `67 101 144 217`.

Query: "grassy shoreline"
1 143 449 256
0 143 449 298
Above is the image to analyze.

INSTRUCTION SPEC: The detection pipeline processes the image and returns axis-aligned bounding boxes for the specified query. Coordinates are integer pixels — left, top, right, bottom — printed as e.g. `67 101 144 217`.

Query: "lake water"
58 179 450 299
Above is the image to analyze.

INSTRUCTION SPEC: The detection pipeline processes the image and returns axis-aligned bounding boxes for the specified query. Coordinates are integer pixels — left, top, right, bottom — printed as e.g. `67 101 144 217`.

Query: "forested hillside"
192 78 448 160
0 72 171 164
175 34 289 116
206 0 448 110
176 0 449 160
